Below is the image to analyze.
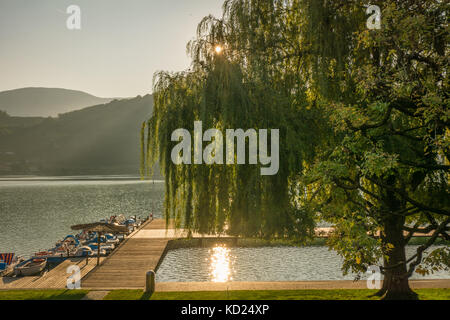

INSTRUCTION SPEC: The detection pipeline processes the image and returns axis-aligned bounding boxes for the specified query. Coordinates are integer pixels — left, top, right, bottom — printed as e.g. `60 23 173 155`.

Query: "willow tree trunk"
377 215 418 300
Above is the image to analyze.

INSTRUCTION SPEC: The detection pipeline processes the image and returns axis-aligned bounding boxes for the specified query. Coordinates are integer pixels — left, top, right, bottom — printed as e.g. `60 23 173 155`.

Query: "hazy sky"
0 0 223 97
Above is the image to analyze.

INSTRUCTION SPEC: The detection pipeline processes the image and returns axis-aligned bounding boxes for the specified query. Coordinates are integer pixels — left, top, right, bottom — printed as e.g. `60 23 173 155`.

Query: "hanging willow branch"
140 0 323 238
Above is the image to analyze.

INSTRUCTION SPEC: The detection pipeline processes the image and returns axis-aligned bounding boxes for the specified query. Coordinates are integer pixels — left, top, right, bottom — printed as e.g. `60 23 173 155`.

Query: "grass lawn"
0 289 447 300
103 289 450 301
0 289 89 300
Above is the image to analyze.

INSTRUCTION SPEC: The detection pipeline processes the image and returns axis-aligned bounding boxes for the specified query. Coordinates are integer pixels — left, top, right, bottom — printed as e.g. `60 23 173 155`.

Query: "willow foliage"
141 0 331 239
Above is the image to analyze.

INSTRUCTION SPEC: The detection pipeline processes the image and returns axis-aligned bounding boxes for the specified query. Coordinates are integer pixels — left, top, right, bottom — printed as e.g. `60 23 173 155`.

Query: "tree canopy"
142 0 449 299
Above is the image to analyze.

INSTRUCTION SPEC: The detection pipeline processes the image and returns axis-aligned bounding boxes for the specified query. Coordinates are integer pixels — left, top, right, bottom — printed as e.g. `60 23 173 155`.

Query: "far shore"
167 237 449 249
0 175 164 182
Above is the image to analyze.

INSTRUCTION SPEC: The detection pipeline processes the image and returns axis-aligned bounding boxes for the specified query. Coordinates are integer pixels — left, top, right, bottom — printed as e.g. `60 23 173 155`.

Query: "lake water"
157 246 450 282
0 176 165 256
1 177 448 282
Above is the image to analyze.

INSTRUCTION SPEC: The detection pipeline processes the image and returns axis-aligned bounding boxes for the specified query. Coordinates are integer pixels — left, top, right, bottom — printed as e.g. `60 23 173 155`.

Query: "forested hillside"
0 95 154 176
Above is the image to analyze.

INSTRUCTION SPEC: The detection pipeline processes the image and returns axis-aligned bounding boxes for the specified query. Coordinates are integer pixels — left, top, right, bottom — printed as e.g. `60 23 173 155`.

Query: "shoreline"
0 175 164 182
167 237 450 249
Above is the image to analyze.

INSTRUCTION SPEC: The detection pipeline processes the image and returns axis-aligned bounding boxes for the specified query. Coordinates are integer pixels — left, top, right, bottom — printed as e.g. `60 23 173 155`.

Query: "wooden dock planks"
0 219 167 290
81 239 169 289
81 219 171 289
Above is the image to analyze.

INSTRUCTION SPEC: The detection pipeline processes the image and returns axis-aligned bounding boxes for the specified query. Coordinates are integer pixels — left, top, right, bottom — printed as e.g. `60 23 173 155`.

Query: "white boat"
100 234 120 246
73 246 93 257
14 258 47 276
88 243 115 252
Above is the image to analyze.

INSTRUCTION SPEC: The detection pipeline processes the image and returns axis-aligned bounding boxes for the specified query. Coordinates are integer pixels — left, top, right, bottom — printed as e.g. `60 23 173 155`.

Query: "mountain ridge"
0 94 157 176
0 87 118 117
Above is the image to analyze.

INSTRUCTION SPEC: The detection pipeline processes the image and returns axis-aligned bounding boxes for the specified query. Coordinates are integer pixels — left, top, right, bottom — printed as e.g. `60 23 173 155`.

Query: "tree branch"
407 218 450 277
345 105 393 131
366 176 450 217
398 160 450 171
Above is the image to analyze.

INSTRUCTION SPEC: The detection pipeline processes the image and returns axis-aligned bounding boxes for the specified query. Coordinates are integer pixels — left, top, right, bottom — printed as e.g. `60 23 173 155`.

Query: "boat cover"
0 253 15 265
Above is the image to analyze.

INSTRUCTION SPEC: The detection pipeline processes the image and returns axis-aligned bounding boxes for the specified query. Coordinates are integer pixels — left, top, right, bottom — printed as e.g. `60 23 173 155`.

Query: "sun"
215 45 223 54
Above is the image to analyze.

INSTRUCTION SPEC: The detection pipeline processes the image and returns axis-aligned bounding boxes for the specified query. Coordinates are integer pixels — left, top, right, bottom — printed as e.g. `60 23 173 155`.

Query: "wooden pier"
81 219 171 289
0 219 184 290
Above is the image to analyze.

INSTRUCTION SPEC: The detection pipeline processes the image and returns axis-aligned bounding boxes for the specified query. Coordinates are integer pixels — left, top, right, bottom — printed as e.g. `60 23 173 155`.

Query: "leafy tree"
296 0 449 300
143 0 449 300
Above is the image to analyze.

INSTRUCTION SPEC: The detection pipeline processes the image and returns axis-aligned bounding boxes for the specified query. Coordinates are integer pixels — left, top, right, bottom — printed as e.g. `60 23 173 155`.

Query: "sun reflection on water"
209 245 233 283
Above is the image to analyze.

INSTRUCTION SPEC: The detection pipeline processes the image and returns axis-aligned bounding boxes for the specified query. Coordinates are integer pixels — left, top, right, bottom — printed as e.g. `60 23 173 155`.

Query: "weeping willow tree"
141 0 324 239
142 0 449 300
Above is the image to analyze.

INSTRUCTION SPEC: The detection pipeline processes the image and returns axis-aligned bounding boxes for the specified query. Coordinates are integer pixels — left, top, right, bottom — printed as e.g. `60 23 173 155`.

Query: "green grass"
0 288 447 300
103 289 450 301
0 289 89 300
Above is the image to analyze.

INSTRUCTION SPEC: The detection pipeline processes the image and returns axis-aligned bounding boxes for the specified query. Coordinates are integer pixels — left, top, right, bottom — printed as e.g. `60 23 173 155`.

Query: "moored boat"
14 258 47 276
73 246 94 257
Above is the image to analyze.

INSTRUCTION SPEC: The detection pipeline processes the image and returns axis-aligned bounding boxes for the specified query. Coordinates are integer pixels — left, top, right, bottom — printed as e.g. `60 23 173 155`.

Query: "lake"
0 176 165 256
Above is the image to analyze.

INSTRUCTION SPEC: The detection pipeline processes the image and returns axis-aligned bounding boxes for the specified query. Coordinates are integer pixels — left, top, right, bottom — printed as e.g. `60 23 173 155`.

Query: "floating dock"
81 219 171 289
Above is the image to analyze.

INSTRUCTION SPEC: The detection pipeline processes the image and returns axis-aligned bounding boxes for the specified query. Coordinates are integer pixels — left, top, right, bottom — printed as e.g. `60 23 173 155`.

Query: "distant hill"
0 87 116 117
0 95 159 176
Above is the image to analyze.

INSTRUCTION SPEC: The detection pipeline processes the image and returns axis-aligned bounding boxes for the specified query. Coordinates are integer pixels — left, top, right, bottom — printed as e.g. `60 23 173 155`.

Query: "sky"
0 0 223 98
